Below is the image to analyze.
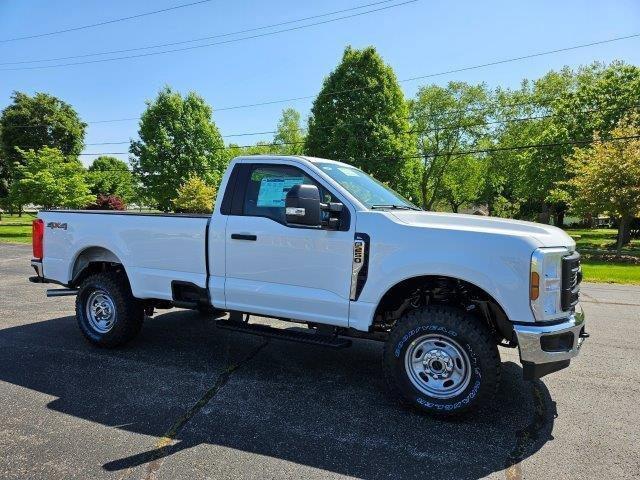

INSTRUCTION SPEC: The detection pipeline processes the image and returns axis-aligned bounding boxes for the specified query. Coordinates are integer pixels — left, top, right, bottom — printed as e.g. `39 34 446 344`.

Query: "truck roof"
232 155 350 167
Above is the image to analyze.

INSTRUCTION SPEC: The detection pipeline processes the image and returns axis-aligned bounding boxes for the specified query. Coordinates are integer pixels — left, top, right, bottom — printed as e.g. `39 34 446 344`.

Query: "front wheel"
383 306 501 416
75 271 144 348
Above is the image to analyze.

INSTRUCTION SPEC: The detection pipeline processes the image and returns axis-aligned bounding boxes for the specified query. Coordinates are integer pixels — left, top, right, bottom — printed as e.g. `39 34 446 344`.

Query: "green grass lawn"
580 261 640 285
565 228 640 285
566 228 640 256
0 213 35 244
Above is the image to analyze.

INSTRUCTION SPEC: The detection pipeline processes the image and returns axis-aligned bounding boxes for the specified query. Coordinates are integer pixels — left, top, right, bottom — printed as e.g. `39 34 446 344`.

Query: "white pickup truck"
29 155 587 415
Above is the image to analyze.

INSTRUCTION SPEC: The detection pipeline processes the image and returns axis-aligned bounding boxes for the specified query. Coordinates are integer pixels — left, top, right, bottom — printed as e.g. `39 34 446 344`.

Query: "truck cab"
30 155 587 415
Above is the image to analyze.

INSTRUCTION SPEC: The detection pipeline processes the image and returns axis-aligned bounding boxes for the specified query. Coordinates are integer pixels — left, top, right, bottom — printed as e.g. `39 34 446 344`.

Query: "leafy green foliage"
409 82 490 209
9 147 93 209
130 87 226 211
305 46 415 194
172 175 216 213
274 108 305 155
566 114 640 253
0 92 86 193
556 62 640 142
87 156 134 201
439 155 485 212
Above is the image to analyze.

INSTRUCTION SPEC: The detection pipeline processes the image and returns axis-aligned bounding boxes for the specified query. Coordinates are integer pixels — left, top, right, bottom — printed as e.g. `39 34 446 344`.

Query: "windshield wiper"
370 204 421 211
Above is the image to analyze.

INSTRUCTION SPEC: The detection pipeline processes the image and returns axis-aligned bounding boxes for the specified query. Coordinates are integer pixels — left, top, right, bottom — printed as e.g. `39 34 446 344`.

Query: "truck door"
224 161 354 326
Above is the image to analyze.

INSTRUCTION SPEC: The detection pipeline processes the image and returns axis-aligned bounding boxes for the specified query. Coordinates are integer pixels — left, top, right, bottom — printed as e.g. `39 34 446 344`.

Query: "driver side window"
242 164 334 224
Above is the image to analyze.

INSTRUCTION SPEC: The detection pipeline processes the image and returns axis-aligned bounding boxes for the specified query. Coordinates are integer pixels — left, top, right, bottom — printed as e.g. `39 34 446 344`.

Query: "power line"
0 1 416 71
85 128 284 145
3 31 637 122
5 87 633 132
214 33 640 111
423 134 640 159
79 103 640 146
0 0 398 66
76 133 640 159
0 0 214 44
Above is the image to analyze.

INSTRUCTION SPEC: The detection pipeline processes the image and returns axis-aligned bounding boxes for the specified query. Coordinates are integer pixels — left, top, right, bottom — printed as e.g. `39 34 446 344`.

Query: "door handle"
231 233 257 241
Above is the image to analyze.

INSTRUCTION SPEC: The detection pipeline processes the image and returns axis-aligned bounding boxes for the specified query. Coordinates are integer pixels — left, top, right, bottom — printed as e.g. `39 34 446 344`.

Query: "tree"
130 87 226 211
305 46 415 194
274 108 305 155
440 155 485 212
0 92 86 191
172 175 216 213
565 114 640 254
87 156 134 201
556 62 640 144
409 82 491 210
86 194 126 211
481 69 575 223
549 62 640 225
9 147 93 210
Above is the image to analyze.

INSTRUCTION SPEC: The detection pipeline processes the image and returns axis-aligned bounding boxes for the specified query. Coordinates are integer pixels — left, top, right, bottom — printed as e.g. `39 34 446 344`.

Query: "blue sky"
1 0 639 166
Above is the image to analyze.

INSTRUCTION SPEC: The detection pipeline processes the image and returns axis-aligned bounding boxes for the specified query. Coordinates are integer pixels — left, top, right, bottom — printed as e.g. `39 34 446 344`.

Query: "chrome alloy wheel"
404 334 471 399
85 290 116 334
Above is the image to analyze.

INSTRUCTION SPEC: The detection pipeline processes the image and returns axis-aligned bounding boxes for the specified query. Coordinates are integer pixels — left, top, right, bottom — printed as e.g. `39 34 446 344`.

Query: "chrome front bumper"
514 305 587 380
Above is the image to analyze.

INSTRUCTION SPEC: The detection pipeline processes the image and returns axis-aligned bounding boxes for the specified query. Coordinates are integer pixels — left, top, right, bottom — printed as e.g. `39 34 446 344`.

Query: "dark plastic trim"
522 359 570 380
171 280 209 309
352 232 370 301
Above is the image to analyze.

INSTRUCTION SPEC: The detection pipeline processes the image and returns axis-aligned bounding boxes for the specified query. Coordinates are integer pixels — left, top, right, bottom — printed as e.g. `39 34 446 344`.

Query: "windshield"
315 162 419 210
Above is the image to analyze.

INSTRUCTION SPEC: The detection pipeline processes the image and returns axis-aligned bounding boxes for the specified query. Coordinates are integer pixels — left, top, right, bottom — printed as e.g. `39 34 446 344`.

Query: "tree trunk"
420 176 428 210
537 203 550 224
584 213 594 229
617 215 632 254
553 208 565 228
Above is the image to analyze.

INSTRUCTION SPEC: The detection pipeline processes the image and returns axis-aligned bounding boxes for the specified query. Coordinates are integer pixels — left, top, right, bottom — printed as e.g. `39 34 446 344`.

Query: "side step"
216 319 352 349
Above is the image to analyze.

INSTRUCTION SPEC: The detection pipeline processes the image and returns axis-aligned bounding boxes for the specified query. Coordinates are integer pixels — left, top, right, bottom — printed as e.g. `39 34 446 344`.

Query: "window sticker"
337 167 359 177
257 177 305 207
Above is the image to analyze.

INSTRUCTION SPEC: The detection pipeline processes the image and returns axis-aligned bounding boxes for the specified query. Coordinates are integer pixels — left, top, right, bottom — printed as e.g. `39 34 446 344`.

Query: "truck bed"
39 210 211 300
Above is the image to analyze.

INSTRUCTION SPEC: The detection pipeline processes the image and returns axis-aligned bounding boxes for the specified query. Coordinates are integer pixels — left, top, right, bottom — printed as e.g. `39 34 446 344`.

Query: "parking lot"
1 242 639 480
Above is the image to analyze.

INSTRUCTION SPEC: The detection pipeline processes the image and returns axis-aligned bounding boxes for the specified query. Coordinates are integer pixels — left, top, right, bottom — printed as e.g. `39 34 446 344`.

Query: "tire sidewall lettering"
394 323 484 412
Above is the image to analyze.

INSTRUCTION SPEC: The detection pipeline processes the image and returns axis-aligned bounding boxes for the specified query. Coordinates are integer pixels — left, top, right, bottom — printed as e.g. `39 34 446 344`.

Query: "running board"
46 288 79 297
216 319 352 349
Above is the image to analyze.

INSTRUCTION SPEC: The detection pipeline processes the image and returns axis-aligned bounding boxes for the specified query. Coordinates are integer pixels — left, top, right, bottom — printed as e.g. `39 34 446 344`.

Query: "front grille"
561 251 581 310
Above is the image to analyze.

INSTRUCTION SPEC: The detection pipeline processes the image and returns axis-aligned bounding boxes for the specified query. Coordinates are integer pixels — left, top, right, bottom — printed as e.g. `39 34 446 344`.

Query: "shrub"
86 194 126 211
173 176 216 214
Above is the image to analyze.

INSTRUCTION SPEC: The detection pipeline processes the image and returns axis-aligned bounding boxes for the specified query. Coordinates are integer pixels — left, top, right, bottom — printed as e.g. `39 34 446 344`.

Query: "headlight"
530 247 570 321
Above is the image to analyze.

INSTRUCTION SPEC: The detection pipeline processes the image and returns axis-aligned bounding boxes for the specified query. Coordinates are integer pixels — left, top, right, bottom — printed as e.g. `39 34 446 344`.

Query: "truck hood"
388 211 575 249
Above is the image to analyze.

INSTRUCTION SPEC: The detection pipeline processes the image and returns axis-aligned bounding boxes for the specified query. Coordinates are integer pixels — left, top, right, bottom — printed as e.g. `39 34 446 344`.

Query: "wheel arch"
69 246 127 287
373 274 515 343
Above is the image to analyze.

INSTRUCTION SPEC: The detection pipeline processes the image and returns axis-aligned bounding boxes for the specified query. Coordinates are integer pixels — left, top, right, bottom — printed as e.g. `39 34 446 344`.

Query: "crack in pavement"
105 338 269 480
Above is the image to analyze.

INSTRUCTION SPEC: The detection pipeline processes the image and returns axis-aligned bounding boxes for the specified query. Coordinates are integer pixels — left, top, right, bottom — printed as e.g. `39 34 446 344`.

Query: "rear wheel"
383 306 500 415
75 271 144 347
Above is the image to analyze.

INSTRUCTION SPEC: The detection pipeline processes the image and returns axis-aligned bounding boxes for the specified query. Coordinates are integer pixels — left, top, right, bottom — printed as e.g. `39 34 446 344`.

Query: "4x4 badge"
46 222 67 230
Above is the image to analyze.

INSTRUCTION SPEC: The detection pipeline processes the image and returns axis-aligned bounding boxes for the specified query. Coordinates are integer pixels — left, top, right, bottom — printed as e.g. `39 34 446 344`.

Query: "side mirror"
285 184 321 227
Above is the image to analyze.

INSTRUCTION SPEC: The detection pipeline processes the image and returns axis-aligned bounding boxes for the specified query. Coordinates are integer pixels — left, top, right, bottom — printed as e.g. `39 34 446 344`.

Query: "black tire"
75 271 144 348
383 305 500 416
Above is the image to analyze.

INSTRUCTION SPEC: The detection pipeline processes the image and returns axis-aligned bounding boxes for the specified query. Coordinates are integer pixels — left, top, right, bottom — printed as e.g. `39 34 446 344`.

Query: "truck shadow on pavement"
0 310 557 480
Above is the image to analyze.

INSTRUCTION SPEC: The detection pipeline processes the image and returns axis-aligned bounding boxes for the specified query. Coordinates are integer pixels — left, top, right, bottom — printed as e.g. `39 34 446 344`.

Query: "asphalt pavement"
1 242 639 480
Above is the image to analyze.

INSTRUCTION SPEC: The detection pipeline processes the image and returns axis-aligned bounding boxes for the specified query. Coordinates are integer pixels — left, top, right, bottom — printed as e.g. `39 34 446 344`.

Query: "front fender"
352 213 539 328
